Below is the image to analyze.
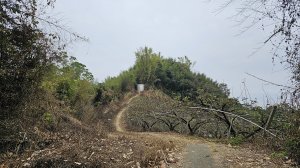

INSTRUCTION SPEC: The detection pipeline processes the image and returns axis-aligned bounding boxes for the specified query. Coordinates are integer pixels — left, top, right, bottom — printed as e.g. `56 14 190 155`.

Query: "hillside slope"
117 92 291 168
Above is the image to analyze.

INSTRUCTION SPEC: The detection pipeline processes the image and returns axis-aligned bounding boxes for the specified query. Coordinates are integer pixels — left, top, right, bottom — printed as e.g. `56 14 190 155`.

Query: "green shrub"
43 112 53 125
285 138 300 164
270 151 287 159
229 135 244 146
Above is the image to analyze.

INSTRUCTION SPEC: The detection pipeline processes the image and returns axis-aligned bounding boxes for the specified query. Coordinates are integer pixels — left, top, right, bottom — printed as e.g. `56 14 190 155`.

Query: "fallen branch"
190 107 277 138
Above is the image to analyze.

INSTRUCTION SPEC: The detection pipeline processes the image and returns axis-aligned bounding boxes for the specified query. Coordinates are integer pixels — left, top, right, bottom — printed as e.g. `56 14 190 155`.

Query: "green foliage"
41 57 96 119
154 57 194 96
229 135 245 146
270 151 287 159
285 138 300 164
134 47 161 84
100 46 231 108
56 80 75 100
104 69 135 93
98 69 136 104
43 112 54 125
93 84 114 105
136 47 231 104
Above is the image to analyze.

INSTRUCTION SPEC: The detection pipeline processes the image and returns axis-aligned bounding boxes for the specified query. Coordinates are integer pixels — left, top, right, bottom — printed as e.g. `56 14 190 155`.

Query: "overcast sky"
50 0 291 106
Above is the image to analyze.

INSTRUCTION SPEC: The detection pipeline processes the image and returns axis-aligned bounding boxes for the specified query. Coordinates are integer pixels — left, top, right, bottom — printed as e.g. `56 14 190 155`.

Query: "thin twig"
264 27 283 43
35 16 89 42
245 72 294 89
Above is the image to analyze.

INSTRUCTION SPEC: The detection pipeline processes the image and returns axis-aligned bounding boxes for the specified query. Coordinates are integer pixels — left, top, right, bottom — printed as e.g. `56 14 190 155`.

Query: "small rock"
167 157 177 163
168 152 175 157
136 162 141 168
247 158 254 162
31 151 40 158
88 152 95 159
8 152 13 157
74 162 81 165
285 159 292 164
23 163 30 167
124 161 134 166
159 161 166 168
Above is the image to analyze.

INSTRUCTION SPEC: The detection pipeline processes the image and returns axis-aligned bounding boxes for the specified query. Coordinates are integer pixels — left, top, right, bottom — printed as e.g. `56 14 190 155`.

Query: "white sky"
50 0 291 106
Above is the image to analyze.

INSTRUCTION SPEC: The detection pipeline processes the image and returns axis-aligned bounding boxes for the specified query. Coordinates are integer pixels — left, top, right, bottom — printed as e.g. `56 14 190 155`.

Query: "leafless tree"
219 0 300 107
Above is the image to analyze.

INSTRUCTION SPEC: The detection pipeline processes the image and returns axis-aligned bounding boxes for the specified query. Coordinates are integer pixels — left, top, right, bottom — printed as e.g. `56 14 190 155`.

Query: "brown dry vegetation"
0 92 180 168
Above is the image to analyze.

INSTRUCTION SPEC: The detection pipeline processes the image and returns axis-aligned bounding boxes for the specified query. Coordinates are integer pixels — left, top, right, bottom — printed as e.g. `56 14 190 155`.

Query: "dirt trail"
113 94 217 168
114 94 138 132
115 106 126 132
183 144 215 168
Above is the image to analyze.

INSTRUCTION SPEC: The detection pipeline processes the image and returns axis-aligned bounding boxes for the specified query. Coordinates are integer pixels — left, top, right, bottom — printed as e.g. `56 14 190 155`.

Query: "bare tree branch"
245 72 294 89
190 106 278 137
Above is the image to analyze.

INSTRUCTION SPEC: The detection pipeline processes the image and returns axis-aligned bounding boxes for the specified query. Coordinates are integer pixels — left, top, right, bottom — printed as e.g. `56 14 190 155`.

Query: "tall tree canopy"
101 47 231 107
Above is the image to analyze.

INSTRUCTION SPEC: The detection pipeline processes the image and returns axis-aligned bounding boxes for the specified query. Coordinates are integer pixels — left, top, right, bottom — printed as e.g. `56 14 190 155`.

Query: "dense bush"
0 0 63 119
101 47 230 105
41 57 97 120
